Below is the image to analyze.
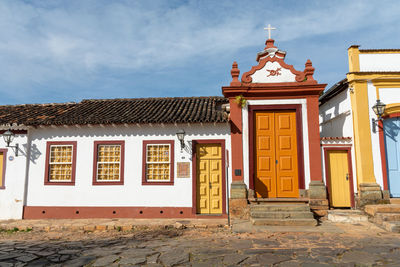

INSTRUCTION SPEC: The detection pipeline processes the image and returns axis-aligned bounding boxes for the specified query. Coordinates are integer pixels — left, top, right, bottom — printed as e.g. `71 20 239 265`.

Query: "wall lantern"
176 129 186 151
3 129 19 156
372 99 386 133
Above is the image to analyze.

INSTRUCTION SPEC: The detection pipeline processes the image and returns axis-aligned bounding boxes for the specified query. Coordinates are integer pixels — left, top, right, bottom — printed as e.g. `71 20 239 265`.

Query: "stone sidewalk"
0 221 399 266
0 218 228 232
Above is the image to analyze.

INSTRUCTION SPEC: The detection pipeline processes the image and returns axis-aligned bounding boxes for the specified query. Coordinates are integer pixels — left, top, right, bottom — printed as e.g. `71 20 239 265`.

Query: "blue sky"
1 0 400 105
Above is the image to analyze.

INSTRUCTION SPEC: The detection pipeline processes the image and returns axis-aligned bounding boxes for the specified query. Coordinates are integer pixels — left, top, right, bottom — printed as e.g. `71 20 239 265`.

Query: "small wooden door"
327 150 351 207
196 144 223 214
255 111 299 198
384 118 400 197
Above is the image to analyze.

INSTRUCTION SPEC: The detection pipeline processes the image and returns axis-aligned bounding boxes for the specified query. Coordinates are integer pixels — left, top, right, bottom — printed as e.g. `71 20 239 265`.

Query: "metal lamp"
3 129 19 156
176 129 186 150
372 99 386 133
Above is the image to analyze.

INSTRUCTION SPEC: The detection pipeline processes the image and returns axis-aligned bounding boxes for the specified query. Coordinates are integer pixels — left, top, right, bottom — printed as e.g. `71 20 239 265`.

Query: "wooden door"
196 144 222 214
275 112 299 197
384 118 400 197
327 150 351 207
255 111 299 198
255 112 276 198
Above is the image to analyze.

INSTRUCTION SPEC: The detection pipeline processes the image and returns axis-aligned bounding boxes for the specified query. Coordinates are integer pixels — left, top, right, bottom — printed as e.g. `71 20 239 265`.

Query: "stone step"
327 210 368 223
250 218 317 226
250 204 310 212
374 213 400 224
364 204 400 216
248 198 309 204
390 198 400 204
250 211 314 219
381 221 400 233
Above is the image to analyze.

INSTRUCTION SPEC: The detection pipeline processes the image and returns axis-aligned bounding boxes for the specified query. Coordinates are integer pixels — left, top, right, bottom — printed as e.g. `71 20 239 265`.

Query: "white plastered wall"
0 134 29 219
359 54 400 71
242 99 310 189
319 89 358 193
25 123 231 208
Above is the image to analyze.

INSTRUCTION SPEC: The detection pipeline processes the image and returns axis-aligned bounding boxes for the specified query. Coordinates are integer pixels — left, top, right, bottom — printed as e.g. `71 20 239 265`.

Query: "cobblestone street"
0 221 399 266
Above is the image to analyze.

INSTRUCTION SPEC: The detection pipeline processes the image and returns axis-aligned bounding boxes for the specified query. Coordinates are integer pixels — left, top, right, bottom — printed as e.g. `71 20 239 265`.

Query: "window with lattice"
146 144 171 181
96 144 121 181
48 145 73 182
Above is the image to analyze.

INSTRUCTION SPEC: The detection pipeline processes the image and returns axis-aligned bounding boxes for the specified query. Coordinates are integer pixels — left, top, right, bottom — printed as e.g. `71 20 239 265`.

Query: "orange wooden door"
255 111 299 198
275 111 299 197
255 112 276 198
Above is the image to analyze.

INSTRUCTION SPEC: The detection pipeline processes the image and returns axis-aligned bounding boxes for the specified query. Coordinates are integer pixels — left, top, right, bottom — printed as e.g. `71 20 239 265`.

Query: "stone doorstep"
381 221 400 233
374 213 400 223
364 204 400 216
250 218 317 226
327 210 368 223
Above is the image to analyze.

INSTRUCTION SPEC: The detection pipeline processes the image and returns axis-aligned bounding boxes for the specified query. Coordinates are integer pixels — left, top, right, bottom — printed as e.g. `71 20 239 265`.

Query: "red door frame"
323 146 355 208
191 139 227 215
248 104 305 194
378 113 400 192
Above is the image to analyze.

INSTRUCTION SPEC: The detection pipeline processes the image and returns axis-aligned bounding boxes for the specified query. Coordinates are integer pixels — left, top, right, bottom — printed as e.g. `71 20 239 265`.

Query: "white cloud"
0 0 399 102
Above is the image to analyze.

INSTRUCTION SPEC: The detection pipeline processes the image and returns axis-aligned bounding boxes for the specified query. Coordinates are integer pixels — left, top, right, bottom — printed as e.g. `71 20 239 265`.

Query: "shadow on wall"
31 123 231 140
320 90 349 137
22 143 42 163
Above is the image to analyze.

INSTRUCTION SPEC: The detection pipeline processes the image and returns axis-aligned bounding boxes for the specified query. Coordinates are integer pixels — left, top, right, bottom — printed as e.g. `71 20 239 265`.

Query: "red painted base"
23 206 227 219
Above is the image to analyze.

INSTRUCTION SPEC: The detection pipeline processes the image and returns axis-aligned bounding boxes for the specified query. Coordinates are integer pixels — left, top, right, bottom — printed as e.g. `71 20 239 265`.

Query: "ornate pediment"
228 39 316 86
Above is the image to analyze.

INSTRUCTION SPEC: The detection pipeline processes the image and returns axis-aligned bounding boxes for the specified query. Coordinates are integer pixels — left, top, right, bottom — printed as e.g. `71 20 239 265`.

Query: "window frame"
0 149 7 189
92 140 125 185
142 140 174 185
44 141 77 186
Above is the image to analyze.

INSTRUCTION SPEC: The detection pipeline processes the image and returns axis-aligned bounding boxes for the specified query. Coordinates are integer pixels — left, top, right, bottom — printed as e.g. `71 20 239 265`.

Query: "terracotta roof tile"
0 97 228 126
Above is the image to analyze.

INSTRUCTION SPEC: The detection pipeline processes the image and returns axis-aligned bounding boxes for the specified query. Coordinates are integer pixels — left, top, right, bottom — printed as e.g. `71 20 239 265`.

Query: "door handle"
346 173 349 181
276 160 278 164
209 183 212 189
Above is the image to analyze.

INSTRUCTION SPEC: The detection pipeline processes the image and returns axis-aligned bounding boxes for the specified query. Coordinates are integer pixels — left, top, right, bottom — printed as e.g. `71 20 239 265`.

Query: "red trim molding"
142 140 175 185
44 141 77 186
0 149 7 189
191 139 227 215
248 105 305 192
323 147 355 208
23 206 227 219
93 141 125 186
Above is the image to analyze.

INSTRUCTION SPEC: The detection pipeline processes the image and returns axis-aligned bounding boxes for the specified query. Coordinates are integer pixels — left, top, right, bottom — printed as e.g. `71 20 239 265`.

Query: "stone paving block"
159 249 189 266
0 263 13 267
64 255 96 267
15 254 39 262
222 253 249 265
119 256 147 265
256 253 292 265
95 225 107 231
92 255 120 267
147 252 160 264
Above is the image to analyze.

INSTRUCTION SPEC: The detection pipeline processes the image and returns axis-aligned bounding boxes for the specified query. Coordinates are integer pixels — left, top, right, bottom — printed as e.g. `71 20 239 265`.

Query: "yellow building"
319 46 400 207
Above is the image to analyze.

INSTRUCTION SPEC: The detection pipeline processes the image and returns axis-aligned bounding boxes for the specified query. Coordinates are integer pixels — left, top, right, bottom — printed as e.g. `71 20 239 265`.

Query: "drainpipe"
22 128 32 218
226 149 230 226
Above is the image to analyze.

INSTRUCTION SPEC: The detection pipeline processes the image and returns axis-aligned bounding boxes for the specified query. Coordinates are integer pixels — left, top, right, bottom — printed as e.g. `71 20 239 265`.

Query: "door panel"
196 144 222 214
328 150 351 207
255 112 276 198
384 118 400 197
275 112 299 197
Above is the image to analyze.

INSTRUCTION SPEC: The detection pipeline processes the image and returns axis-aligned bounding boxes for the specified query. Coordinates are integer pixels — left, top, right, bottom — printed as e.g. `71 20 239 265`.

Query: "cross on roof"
264 24 276 39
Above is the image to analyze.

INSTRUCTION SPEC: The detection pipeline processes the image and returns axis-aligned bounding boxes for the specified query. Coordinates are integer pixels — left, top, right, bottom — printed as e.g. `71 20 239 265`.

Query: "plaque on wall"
177 162 190 178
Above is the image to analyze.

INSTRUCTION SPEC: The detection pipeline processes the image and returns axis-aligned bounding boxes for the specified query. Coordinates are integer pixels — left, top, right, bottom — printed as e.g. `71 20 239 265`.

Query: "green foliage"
234 95 247 108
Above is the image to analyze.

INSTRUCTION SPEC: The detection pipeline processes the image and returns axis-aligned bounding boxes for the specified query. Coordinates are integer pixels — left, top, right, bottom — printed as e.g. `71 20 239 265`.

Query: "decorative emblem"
266 68 282 77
